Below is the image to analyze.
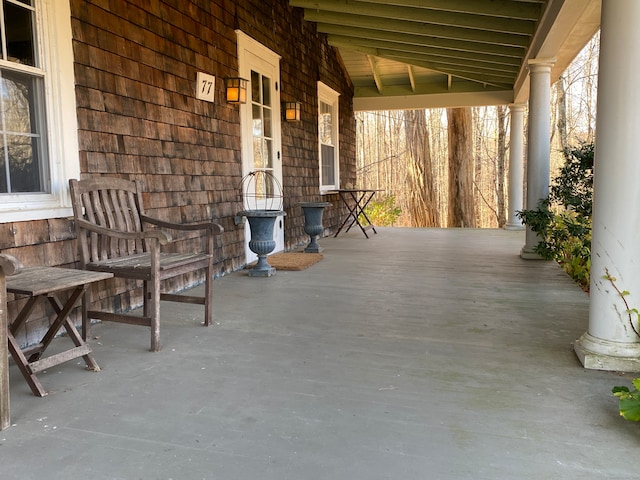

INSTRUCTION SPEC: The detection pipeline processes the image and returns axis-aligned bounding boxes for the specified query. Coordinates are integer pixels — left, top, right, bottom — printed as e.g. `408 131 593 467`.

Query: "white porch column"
521 60 554 258
505 104 525 230
575 0 640 371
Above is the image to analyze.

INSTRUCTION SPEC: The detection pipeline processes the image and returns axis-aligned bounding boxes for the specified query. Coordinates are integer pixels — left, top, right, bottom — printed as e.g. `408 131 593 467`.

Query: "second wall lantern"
284 101 301 122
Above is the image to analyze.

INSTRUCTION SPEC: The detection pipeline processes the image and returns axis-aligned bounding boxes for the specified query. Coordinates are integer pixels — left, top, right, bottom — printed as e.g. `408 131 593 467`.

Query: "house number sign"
196 72 216 102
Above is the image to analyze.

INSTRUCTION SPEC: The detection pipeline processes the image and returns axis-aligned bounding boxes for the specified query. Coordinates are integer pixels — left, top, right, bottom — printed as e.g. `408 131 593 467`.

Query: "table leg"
41 287 100 372
342 191 361 234
334 192 359 237
9 285 100 397
356 191 378 238
7 332 47 397
35 287 86 357
9 296 39 337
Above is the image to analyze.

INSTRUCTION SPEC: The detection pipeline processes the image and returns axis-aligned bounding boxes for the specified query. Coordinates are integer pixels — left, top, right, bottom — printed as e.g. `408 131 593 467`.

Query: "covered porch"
1 228 634 479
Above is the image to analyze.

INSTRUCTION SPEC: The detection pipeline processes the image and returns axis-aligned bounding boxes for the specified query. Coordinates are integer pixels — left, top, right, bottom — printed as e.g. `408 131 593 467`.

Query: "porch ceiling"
290 0 601 110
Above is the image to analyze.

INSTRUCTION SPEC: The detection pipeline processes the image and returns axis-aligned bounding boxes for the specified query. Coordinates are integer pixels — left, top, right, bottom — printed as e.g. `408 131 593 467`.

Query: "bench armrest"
140 215 224 234
0 254 22 277
74 218 171 245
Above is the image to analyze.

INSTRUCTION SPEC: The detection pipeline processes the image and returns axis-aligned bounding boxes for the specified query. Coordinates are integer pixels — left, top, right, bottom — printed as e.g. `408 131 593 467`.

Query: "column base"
574 332 640 372
520 245 545 260
505 223 525 231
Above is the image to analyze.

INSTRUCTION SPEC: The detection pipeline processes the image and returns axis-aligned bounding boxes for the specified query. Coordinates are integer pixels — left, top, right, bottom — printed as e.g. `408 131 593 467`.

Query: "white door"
237 31 284 263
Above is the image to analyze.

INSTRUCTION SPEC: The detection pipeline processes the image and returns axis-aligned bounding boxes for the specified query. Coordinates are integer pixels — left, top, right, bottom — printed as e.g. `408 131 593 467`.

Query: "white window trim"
0 0 79 222
318 82 340 193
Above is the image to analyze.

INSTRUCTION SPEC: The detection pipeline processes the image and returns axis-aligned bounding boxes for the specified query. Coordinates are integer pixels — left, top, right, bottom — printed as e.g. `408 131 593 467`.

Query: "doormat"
249 252 323 271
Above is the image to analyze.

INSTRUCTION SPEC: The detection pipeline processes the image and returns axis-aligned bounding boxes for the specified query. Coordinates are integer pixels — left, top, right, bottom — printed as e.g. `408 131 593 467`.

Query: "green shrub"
362 195 402 227
517 144 593 290
613 380 640 421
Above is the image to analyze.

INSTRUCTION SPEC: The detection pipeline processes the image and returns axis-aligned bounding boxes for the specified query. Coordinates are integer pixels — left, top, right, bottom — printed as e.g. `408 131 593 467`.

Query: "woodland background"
355 33 599 228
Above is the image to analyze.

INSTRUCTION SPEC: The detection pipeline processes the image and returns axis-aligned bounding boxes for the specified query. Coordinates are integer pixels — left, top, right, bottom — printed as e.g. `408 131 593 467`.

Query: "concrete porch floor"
1 227 638 479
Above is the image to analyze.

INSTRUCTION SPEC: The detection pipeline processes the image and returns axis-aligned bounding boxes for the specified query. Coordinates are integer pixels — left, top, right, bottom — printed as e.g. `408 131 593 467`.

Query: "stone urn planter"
299 202 332 253
238 209 286 277
238 171 285 277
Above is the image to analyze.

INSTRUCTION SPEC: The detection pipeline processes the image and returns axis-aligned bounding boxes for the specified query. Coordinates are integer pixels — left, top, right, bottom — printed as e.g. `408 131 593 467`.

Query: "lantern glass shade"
284 101 301 121
225 77 248 104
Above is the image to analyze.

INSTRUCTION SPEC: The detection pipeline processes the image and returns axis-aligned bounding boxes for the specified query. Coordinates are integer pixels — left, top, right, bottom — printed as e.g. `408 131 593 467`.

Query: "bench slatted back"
70 178 148 265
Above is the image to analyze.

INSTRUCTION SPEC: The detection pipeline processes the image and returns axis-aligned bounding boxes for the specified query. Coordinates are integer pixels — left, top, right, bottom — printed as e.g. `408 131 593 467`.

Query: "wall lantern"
284 101 301 122
225 77 248 104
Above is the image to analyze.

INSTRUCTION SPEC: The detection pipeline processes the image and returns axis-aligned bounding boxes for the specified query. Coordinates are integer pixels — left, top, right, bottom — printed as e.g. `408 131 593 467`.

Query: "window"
0 0 79 221
1 2 48 194
318 82 339 192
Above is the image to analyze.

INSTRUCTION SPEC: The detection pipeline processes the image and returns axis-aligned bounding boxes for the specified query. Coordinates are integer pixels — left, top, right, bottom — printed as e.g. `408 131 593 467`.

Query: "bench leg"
1 274 9 429
204 260 213 327
145 279 161 352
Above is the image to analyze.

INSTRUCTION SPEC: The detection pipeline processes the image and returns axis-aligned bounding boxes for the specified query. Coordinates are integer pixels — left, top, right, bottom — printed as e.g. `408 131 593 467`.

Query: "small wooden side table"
6 266 113 397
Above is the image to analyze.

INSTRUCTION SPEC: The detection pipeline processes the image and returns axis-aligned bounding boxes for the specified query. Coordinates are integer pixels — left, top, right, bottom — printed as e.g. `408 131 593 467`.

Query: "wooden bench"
69 178 224 352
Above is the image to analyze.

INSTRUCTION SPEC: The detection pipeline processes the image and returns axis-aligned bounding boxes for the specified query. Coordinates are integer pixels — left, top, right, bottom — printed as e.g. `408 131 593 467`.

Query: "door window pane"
261 76 270 106
250 70 274 172
251 70 260 103
263 106 272 138
252 103 262 136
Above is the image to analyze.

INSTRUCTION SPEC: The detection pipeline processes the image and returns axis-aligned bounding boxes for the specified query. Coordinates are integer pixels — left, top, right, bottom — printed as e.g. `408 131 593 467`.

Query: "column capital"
528 58 556 72
508 103 525 112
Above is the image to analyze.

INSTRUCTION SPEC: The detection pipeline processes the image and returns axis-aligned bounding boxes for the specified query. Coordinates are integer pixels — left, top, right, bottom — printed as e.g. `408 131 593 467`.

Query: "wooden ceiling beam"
327 34 523 68
352 0 544 21
317 23 526 58
380 54 517 81
292 0 536 35
330 42 520 78
366 55 384 93
304 11 531 47
407 65 416 92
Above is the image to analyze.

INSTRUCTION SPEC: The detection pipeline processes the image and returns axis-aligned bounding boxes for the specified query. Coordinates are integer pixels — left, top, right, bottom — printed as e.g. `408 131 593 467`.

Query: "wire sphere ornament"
238 170 284 212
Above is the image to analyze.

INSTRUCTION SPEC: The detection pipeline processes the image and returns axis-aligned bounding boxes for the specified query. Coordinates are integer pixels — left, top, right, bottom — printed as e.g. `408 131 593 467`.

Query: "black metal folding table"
333 189 380 238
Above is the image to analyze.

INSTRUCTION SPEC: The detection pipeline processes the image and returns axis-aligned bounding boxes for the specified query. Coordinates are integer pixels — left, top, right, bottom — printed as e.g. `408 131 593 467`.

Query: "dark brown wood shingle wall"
1 0 354 345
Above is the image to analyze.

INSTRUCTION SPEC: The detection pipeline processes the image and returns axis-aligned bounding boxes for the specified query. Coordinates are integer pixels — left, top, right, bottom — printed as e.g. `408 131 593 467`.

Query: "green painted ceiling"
290 0 601 110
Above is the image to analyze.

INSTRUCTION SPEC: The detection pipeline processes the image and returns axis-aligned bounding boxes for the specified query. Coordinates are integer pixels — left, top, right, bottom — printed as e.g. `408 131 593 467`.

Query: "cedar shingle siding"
4 0 355 345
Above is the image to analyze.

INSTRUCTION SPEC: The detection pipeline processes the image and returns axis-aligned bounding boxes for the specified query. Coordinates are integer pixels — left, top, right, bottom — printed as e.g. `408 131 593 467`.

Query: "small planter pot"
239 210 286 277
299 202 332 253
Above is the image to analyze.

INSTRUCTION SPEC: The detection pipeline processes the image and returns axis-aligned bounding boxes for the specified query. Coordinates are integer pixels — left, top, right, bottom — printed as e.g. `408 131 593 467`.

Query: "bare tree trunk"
496 106 508 227
555 74 569 153
404 110 440 227
585 33 599 142
473 109 483 227
429 109 448 223
375 113 381 190
447 108 476 227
